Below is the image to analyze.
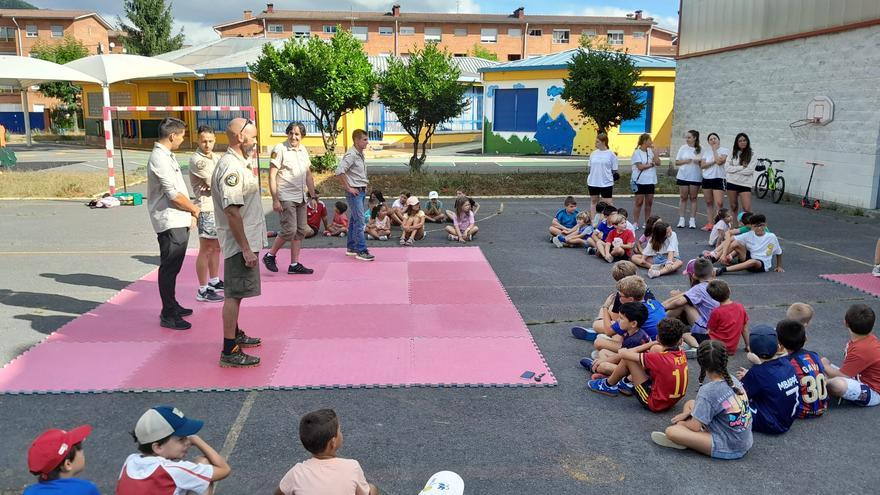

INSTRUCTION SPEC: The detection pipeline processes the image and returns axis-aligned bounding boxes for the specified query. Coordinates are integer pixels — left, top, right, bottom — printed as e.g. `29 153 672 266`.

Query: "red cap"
28 425 92 477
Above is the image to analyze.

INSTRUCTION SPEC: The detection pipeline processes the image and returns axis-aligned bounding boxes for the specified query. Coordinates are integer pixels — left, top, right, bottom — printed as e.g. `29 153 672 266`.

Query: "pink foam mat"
820 273 880 298
0 247 555 393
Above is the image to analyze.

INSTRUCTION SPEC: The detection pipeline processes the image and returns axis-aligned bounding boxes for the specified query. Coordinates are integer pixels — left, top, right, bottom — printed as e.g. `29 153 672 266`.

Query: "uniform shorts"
280 200 308 241
726 182 751 193
676 179 702 187
197 211 218 239
702 178 725 190
634 378 653 410
634 183 656 195
224 252 261 299
588 185 614 198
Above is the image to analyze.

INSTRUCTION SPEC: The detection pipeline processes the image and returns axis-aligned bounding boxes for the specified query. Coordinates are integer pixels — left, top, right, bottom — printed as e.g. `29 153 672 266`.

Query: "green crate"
113 192 143 206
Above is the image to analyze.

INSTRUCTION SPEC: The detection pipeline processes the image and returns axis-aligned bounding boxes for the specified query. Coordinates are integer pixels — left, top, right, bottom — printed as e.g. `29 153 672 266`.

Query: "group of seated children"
567 257 880 459
363 190 480 246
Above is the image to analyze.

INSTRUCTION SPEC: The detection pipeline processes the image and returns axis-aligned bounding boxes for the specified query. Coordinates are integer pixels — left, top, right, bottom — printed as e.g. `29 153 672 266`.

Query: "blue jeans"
345 189 367 253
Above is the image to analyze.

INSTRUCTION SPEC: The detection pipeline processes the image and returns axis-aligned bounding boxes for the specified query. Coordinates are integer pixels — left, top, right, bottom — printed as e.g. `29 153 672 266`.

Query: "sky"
34 0 679 45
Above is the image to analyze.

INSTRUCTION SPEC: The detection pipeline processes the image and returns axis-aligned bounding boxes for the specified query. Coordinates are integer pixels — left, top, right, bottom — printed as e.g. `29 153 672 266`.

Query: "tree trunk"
409 137 422 173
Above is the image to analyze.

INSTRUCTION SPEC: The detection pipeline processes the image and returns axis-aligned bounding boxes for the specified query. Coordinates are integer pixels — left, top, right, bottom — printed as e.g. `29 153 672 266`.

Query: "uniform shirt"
189 150 218 213
701 146 730 179
840 333 880 393
271 142 311 203
336 146 368 188
683 282 720 333
24 478 100 495
306 200 327 230
587 149 619 188
147 142 191 233
707 302 749 354
212 149 266 258
278 457 371 495
724 152 757 187
554 208 579 229
640 349 689 412
675 145 703 182
630 147 658 185
741 357 799 434
734 231 782 271
692 378 753 458
788 349 829 418
116 453 213 495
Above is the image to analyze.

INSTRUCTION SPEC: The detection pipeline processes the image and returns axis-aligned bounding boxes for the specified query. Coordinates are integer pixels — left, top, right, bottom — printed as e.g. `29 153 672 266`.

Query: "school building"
79 37 496 154
479 50 676 157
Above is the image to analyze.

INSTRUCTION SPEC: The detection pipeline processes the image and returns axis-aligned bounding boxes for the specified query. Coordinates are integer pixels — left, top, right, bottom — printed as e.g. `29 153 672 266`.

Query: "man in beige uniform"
212 117 264 367
189 125 224 303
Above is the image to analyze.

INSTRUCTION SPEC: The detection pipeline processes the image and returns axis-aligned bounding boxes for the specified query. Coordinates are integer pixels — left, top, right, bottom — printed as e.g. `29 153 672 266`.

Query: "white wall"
672 24 880 208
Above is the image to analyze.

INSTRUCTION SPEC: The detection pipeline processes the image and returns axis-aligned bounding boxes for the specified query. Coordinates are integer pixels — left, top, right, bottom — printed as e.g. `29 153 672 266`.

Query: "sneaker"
288 263 314 275
323 231 332 237
688 218 697 229
714 266 726 277
356 250 375 261
873 265 880 277
588 378 619 397
267 230 278 238
571 326 598 341
346 250 358 257
262 253 279 272
549 235 557 243
701 222 714 231
208 280 224 292
700 250 718 262
196 287 224 302
379 235 388 241
219 345 261 368
338 232 346 237
399 237 406 245
366 234 376 240
235 328 262 348
448 234 458 241
676 218 686 228
618 378 634 396
175 304 193 317
633 224 640 231
586 247 597 255
160 315 191 330
682 343 697 359
651 431 686 450
579 358 594 370
552 235 564 248
647 268 661 279
405 239 414 246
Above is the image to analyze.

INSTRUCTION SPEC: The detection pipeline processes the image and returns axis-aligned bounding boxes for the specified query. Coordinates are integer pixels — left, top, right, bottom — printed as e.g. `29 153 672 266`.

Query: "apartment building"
214 4 676 59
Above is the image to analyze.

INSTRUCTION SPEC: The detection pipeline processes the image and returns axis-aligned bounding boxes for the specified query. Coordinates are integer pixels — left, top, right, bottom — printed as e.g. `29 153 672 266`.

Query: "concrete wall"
672 24 880 208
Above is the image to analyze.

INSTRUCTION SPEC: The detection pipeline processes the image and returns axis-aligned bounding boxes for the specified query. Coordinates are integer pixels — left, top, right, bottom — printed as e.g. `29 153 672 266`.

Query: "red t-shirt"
307 201 326 230
640 349 689 412
707 302 749 355
606 229 636 257
333 212 349 228
841 333 880 393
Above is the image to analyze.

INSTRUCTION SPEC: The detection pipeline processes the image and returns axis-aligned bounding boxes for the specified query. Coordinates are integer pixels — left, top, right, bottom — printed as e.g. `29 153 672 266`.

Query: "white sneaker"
676 217 686 228
648 268 661 279
651 432 686 450
379 235 388 241
366 234 375 240
552 235 564 248
448 234 458 241
688 218 696 229
872 265 880 277
591 349 600 359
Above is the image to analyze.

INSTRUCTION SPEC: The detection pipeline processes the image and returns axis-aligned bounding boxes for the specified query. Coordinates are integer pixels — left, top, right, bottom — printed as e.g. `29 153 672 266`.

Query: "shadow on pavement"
132 255 160 266
13 313 76 335
0 289 99 334
40 273 132 291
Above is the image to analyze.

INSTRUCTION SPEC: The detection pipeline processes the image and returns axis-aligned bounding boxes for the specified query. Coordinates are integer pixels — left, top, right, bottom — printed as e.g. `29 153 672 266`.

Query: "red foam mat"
819 273 880 298
0 247 555 393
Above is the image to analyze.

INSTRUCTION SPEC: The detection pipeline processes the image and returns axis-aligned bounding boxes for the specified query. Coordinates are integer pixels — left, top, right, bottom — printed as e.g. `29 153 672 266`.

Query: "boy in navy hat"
25 425 99 494
735 324 799 434
117 406 230 495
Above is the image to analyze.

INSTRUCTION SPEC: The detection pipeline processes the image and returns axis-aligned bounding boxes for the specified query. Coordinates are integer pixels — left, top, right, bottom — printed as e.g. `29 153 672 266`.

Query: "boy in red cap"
25 425 99 494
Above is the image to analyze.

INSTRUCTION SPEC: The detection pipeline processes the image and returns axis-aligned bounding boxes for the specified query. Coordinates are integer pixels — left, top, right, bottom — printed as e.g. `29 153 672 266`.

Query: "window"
633 31 645 39
528 29 542 36
399 26 415 35
194 79 252 131
454 28 467 36
0 27 14 41
271 94 319 134
552 29 570 44
424 27 441 42
608 30 624 45
438 86 483 132
493 88 537 132
351 26 368 41
508 28 521 37
379 26 393 36
292 25 311 38
267 24 283 33
581 29 597 37
86 91 133 118
507 54 521 61
25 25 37 37
147 91 173 117
322 25 337 34
619 88 653 134
480 28 497 43
453 53 466 57
51 25 63 38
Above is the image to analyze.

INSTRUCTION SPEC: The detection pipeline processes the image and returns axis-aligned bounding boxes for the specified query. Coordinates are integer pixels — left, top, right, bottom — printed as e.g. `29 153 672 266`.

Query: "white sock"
265 253 275 258
290 262 299 268
679 217 685 223
209 277 220 284
200 285 209 292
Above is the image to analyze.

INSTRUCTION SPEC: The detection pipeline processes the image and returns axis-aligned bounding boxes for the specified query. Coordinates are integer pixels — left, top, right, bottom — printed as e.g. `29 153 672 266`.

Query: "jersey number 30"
801 374 827 404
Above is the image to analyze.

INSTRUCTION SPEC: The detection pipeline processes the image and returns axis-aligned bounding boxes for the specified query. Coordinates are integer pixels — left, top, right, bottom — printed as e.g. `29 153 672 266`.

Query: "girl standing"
400 196 426 246
674 130 703 229
586 133 619 218
630 221 682 279
446 195 479 242
630 133 661 229
724 133 756 226
700 133 730 231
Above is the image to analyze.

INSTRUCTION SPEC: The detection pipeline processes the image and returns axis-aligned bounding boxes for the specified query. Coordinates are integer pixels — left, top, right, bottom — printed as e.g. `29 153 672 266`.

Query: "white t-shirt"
630 147 658 185
701 146 730 179
587 149 619 188
641 231 680 257
675 145 703 182
278 457 371 495
709 219 729 246
116 454 213 495
735 231 782 271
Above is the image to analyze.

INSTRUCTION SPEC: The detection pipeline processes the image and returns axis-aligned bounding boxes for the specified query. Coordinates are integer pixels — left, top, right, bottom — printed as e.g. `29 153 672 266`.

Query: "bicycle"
754 158 785 203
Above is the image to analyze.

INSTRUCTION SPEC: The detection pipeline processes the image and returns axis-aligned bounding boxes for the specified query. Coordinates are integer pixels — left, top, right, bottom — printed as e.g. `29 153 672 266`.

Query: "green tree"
561 38 645 134
249 27 375 167
0 0 37 8
117 0 184 56
30 35 89 129
377 44 468 172
470 43 497 61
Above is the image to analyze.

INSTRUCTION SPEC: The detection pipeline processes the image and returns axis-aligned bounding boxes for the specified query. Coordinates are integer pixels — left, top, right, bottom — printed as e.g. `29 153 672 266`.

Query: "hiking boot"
160 315 191 330
235 328 262 348
208 279 224 292
288 263 314 275
219 345 260 368
356 250 375 261
262 253 279 272
196 287 224 303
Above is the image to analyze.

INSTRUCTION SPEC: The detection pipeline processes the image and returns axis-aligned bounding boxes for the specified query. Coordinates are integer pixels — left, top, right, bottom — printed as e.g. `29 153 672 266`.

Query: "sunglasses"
238 119 254 135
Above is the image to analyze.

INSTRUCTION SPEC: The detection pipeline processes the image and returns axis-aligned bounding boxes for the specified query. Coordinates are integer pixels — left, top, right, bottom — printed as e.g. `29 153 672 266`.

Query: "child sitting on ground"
592 201 609 227
365 203 391 241
588 318 689 412
424 191 447 223
634 215 661 255
324 201 349 237
552 211 592 248
571 261 655 339
305 191 329 238
823 303 880 407
549 196 580 239
596 214 636 262
390 191 410 225
706 280 750 355
25 425 99 495
748 302 813 364
573 273 663 342
446 195 479 242
735 324 799 434
400 196 426 246
714 214 784 275
651 340 753 459
451 189 480 217
615 207 637 233
117 406 230 495
276 409 378 495
709 208 732 248
586 210 618 255
631 221 683 278
663 258 719 355
778 319 829 419
582 302 651 377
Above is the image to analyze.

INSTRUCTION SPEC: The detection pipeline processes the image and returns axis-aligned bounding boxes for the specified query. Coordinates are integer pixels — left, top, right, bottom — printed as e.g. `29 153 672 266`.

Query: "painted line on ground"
220 390 258 459
0 251 157 255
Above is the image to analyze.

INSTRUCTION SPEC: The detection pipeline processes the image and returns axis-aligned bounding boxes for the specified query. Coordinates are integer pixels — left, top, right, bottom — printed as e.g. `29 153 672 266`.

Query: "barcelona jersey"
640 349 689 412
788 349 828 418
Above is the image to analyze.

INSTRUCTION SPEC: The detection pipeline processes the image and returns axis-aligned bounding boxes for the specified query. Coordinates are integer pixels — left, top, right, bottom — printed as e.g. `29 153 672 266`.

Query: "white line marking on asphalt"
220 390 258 459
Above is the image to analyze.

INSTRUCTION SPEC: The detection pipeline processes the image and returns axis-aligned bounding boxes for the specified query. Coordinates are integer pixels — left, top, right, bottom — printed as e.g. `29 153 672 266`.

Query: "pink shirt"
453 211 475 231
278 457 371 495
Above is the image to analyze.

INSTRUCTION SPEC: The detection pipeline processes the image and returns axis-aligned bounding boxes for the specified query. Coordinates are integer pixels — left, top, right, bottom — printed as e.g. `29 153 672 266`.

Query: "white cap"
428 191 439 200
421 471 464 495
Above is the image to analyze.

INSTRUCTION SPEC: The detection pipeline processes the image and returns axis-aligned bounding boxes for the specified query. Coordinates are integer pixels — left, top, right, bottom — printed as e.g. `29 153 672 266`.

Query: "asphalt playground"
1 192 879 494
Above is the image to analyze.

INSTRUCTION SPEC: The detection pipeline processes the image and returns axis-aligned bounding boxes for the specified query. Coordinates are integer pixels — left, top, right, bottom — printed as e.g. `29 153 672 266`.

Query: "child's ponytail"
697 340 744 395
714 208 729 224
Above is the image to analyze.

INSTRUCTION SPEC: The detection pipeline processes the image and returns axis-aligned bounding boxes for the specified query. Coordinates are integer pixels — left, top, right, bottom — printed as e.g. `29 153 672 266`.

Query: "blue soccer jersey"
741 357 799 434
788 349 829 419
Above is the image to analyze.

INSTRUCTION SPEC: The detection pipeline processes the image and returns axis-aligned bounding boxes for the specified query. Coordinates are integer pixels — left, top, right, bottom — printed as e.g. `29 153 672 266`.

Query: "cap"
421 471 464 495
134 406 203 444
28 425 92 477
406 196 420 206
683 258 696 277
428 191 439 200
750 324 778 358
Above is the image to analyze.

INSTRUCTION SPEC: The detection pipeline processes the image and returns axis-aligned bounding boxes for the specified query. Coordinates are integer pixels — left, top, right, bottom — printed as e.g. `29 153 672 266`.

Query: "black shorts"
702 178 725 190
744 252 766 272
588 185 613 198
676 179 702 187
634 378 653 410
612 254 630 262
693 333 710 344
635 183 655 195
726 182 751 193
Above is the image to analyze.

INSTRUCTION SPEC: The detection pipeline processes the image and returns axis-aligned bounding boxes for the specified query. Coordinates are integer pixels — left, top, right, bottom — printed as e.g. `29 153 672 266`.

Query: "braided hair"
696 340 743 395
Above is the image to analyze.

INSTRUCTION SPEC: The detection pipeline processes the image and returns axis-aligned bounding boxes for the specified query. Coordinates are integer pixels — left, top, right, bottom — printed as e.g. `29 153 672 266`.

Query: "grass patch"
0 170 144 198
